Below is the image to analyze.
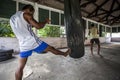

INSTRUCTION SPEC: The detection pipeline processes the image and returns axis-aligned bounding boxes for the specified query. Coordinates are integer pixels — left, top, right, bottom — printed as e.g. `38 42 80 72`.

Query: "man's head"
91 24 94 27
22 4 35 15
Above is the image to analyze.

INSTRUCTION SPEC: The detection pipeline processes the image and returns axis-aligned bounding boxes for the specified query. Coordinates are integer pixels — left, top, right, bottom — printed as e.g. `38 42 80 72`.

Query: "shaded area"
0 43 120 80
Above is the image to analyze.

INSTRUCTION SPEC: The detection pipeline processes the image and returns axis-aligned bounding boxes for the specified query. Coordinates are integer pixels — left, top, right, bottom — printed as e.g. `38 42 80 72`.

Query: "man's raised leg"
44 46 71 57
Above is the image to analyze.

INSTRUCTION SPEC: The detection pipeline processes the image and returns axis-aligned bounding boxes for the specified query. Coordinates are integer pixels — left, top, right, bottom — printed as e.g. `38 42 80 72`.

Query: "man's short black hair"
91 24 94 27
22 4 34 11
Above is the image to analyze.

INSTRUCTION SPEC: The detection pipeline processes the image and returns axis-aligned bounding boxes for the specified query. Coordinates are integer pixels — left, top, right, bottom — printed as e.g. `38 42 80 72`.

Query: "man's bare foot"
63 48 71 57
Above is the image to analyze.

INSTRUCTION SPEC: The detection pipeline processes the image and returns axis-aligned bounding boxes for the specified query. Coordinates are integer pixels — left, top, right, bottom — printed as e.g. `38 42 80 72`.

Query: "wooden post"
64 0 85 58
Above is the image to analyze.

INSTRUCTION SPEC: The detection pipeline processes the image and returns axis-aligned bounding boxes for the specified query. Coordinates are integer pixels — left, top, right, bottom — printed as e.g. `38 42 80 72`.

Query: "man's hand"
45 18 51 24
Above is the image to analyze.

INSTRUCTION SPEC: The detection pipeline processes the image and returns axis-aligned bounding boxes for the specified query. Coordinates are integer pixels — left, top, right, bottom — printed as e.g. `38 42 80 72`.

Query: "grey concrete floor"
0 43 120 80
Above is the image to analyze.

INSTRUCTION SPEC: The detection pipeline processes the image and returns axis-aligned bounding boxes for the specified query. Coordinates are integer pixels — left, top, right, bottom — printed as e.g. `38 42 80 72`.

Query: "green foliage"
0 22 14 37
38 25 63 37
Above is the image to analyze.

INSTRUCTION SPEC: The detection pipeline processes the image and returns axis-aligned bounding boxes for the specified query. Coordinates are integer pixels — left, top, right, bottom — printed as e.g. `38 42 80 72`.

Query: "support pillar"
64 0 85 58
16 0 19 12
33 3 38 35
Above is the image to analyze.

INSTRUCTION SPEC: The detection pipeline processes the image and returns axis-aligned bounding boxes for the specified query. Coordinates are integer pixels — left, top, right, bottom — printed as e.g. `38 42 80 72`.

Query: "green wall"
0 0 16 18
51 11 59 25
39 8 49 22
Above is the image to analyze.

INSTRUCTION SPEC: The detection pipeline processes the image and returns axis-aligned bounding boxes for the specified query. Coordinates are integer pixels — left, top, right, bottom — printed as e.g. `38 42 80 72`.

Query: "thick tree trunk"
64 0 85 58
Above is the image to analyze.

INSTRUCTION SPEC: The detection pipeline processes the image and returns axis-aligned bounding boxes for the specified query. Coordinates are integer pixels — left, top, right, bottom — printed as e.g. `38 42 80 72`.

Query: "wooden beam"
116 0 120 6
55 0 64 3
90 12 106 17
87 0 109 17
80 1 94 7
106 0 116 24
102 14 120 25
81 9 90 14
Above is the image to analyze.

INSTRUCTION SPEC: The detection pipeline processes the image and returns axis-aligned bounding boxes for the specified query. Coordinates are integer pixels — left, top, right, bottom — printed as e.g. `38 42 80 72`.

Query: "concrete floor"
0 43 120 80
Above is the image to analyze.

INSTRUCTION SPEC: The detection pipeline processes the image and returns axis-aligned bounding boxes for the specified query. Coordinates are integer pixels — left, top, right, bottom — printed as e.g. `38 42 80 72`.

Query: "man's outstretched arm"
23 13 50 29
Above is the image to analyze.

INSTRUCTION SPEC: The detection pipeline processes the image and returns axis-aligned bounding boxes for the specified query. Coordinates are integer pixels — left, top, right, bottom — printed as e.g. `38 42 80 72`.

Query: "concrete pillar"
85 19 89 38
110 27 112 38
98 23 100 37
33 3 38 35
64 0 84 58
49 10 51 24
16 0 19 12
59 12 61 25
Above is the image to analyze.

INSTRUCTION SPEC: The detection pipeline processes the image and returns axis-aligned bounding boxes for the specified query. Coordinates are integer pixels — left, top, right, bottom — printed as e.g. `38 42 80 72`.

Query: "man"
89 24 100 55
10 4 70 80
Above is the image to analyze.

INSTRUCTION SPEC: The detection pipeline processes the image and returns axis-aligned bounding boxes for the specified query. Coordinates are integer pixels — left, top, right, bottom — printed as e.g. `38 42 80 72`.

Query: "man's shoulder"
23 13 33 22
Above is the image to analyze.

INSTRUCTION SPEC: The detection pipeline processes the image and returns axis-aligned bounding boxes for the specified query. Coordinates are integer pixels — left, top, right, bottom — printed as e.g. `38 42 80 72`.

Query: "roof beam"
80 0 95 7
98 7 120 21
90 12 106 17
116 0 120 6
106 0 116 24
81 9 90 14
87 0 109 17
55 0 64 3
102 14 120 25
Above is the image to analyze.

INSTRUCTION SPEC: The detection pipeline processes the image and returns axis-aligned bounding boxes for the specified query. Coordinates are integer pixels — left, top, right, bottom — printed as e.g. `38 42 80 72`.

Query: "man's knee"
98 44 100 47
45 46 54 51
48 46 55 50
